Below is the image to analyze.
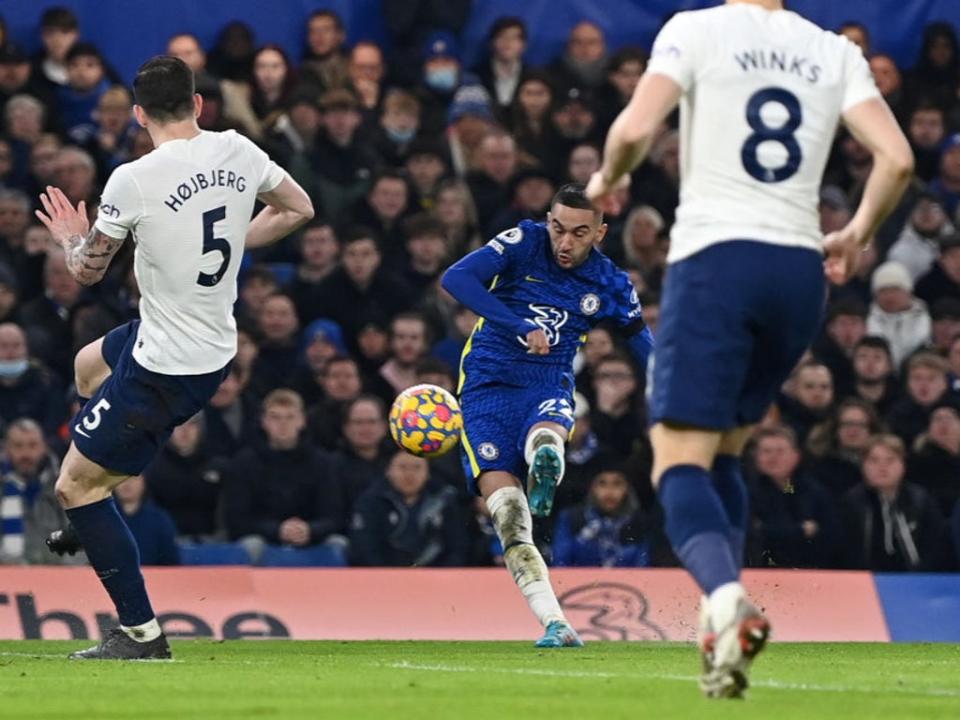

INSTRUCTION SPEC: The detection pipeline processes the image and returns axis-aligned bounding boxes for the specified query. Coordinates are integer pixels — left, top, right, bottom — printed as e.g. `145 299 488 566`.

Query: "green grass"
0 641 958 719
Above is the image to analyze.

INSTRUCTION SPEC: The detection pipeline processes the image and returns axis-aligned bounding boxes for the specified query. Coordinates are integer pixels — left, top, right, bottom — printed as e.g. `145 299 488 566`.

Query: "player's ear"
193 93 203 119
132 104 148 129
595 222 609 246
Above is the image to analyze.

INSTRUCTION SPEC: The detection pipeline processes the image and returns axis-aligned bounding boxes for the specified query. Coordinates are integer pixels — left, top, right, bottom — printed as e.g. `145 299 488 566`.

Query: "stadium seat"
259 544 348 567
178 542 252 566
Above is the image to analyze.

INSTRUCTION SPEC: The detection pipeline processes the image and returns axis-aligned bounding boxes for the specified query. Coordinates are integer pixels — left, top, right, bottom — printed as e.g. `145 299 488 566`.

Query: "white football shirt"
95 130 286 374
646 4 880 262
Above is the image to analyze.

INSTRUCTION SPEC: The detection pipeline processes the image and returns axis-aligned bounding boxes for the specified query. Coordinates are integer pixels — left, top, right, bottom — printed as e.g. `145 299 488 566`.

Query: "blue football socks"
711 454 749 570
658 464 739 595
65 497 155 627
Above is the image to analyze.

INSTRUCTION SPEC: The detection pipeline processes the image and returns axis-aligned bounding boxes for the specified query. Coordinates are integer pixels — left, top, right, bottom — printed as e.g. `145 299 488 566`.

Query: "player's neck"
726 0 783 10
147 119 202 147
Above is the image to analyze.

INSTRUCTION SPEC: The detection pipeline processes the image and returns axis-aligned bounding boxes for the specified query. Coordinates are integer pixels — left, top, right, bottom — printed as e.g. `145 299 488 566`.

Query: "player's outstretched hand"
822 224 866 285
585 171 630 216
35 185 89 246
526 329 550 355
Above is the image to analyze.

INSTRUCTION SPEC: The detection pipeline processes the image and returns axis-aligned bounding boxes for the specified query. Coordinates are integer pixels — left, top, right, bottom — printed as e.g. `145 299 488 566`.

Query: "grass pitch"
0 641 958 719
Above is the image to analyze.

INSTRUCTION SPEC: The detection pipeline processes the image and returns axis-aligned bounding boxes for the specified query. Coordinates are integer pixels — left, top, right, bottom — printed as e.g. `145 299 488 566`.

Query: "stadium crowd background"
1 4 960 572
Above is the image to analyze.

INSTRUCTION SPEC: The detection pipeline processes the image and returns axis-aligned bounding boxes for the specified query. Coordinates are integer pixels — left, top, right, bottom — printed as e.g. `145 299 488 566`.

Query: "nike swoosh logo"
74 424 91 439
525 275 546 283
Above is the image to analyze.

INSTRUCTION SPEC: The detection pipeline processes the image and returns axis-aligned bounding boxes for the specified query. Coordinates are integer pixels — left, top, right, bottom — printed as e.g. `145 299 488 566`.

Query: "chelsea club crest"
580 293 601 316
478 443 499 460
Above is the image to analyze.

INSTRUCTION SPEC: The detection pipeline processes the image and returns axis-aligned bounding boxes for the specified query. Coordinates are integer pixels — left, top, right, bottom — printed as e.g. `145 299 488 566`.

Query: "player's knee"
55 466 108 508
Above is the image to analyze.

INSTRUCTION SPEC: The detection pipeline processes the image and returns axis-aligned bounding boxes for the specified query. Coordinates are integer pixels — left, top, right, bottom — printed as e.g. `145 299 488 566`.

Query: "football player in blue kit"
441 183 653 647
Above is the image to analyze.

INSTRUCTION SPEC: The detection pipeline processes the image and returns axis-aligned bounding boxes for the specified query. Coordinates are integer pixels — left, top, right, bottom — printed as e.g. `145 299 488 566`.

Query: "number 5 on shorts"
81 398 112 432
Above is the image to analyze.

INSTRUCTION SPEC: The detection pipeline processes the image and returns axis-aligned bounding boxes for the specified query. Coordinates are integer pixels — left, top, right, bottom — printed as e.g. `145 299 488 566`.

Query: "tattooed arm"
36 186 126 287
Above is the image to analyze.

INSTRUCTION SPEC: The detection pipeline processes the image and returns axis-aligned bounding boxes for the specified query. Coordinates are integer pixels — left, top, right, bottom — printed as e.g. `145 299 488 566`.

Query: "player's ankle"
120 617 162 643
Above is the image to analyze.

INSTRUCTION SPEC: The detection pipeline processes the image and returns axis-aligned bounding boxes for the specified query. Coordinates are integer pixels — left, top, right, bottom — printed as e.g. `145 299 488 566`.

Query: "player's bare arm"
35 185 125 286
586 73 683 214
245 175 315 249
823 97 914 283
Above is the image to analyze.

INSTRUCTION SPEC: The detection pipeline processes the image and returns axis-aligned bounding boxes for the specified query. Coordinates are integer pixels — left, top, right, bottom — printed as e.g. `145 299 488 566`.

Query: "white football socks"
121 617 162 643
486 486 565 627
708 582 746 631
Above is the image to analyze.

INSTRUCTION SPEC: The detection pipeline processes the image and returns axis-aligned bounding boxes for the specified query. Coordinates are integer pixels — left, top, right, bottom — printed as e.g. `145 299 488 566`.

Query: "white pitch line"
383 661 960 699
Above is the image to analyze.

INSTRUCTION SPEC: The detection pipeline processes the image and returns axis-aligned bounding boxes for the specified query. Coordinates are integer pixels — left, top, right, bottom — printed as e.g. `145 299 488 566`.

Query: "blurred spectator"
950 334 960 393
466 130 517 224
475 17 529 119
629 128 680 226
907 22 959 115
306 355 363 451
224 389 348 556
354 170 414 265
916 233 960 306
888 193 953 281
548 21 609 92
430 303 476 374
236 265 279 327
144 413 224 540
416 31 465 135
167 33 216 83
866 261 931 369
551 86 600 163
0 419 75 565
203 365 261 461
384 0 471 87
838 21 871 55
613 205 666 294
807 398 883 498
446 83 497 177
373 89 422 167
52 146 98 205
250 293 300 396
289 318 347 408
0 265 17 324
312 228 413 347
748 426 840 569
553 467 659 567
288 220 340 324
262 91 320 169
115 475 180 566
812 298 867 397
432 177 482 257
348 41 386 117
508 71 559 173
907 102 946 182
591 353 644 458
71 87 137 183
18 247 82 381
567 142 601 186
355 320 391 376
57 43 111 137
929 133 960 219
0 322 65 437
819 185 852 235
291 89 377 224
299 10 349 93
349 450 467 566
0 44 55 128
232 44 296 140
333 395 394 508
888 352 951 447
778 362 834 446
930 299 960 354
488 167 555 236
207 20 255 83
842 434 949 571
24 133 61 204
908 402 960 517
33 7 80 89
851 335 901 416
596 47 647 132
6 94 45 182
375 312 431 401
869 53 905 123
555 392 610 510
402 213 449 298
405 139 450 209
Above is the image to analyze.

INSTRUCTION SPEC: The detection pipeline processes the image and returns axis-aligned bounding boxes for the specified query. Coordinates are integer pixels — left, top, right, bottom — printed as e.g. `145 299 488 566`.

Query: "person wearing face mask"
0 322 66 439
416 31 464 137
372 90 423 167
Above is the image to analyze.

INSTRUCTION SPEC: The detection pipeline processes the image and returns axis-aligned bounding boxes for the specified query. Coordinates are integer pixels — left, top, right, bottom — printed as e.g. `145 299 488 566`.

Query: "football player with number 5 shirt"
587 0 913 698
34 56 314 660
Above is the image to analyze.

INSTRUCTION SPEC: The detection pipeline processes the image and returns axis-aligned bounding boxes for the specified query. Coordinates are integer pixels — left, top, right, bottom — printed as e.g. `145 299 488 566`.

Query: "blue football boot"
527 441 564 517
535 621 584 648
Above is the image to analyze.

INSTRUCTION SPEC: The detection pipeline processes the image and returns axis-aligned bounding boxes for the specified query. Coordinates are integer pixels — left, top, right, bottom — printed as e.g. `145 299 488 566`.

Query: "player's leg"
74 336 112 401
713 426 754 568
56 443 171 660
478 471 582 648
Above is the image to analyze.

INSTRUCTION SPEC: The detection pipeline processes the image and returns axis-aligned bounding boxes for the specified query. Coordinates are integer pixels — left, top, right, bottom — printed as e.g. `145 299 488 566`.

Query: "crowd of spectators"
1 7 960 572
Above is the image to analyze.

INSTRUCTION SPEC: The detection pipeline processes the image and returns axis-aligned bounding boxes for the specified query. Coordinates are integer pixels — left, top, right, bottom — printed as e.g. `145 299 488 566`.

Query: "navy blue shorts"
648 240 826 430
71 321 228 476
459 379 575 495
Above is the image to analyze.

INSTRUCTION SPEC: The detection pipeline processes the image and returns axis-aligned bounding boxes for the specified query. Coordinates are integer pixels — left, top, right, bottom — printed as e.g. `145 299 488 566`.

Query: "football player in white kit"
587 0 913 698
35 56 314 659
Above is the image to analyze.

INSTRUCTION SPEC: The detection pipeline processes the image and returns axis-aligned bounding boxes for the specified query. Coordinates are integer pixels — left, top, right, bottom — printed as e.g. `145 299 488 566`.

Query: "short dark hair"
308 9 344 31
403 213 446 242
41 7 79 32
66 42 103 64
551 182 600 217
343 226 379 247
133 56 195 123
489 16 527 43
607 46 648 74
855 335 893 357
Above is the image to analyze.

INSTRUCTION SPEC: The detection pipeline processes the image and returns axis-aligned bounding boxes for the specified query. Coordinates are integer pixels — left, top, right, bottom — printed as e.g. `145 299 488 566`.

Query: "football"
389 384 463 458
